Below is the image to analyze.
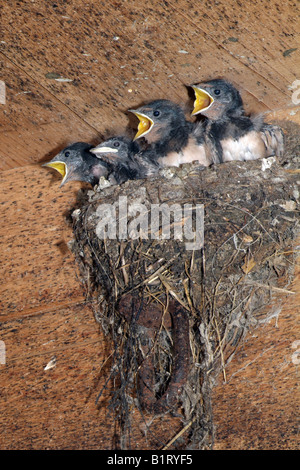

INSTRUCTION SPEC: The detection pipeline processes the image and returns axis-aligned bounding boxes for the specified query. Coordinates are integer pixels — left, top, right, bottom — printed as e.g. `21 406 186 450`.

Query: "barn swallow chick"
90 136 159 184
128 99 210 167
42 142 110 187
191 79 284 163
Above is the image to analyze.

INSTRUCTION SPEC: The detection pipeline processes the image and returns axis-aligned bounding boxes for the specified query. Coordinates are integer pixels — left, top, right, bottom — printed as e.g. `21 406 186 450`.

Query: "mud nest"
71 120 299 450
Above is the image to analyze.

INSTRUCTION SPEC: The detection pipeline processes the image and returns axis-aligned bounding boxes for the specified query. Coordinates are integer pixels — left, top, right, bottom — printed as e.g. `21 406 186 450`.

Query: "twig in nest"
211 278 227 383
243 281 295 294
162 417 196 450
159 275 191 312
125 254 180 293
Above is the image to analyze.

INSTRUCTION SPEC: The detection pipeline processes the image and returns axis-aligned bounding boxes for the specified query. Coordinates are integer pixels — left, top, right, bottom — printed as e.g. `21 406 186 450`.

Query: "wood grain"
1 0 299 171
0 0 299 450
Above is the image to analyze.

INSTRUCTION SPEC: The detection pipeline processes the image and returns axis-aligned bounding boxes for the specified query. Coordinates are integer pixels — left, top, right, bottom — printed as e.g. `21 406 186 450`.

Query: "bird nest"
71 120 299 450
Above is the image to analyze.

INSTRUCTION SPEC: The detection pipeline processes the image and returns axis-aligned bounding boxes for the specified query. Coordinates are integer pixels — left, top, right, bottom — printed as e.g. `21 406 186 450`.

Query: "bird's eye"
113 141 120 148
64 151 70 157
214 89 221 95
153 110 160 117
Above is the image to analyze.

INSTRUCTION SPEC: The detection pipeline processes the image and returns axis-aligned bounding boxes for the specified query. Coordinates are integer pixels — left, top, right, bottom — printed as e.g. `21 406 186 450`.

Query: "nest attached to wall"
71 121 299 450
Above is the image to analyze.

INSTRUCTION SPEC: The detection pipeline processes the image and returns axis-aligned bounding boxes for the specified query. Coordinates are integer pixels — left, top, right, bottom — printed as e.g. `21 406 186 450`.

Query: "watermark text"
0 341 5 364
95 196 204 250
0 80 5 104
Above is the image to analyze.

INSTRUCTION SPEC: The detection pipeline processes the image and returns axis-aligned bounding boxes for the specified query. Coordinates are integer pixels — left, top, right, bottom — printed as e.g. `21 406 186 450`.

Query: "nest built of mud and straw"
70 120 299 449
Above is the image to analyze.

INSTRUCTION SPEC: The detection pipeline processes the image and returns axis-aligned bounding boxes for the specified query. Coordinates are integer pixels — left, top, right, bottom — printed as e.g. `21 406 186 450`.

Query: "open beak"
128 110 154 141
191 86 214 115
42 161 68 186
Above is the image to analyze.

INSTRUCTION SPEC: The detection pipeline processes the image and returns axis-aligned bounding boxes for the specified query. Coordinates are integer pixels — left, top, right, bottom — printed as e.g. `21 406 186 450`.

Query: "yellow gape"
191 86 214 115
130 111 154 140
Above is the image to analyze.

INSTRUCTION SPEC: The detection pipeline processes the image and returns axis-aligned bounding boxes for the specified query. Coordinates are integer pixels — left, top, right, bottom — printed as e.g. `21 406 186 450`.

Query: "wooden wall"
0 0 299 449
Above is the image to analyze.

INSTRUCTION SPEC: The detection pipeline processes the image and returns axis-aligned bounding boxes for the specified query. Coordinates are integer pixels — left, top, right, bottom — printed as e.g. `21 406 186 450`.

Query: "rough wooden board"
0 56 101 171
0 303 114 450
0 0 299 450
1 0 299 170
0 165 86 319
